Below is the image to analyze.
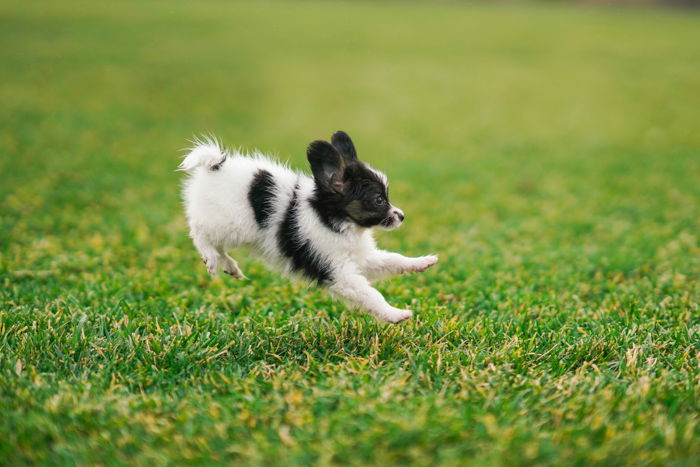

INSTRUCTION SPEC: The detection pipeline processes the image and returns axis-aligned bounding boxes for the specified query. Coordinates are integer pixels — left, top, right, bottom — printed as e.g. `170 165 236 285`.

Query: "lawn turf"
1 0 700 465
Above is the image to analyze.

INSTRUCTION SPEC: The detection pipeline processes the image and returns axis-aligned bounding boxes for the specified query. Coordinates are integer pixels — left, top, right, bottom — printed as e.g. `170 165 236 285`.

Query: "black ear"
331 131 358 162
307 140 345 193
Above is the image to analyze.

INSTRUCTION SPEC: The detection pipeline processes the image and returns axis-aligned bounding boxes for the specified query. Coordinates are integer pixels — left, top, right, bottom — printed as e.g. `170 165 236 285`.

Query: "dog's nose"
396 210 405 222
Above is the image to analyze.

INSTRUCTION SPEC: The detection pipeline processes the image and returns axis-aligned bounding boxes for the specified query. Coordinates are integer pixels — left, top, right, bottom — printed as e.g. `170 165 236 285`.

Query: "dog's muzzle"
381 206 405 230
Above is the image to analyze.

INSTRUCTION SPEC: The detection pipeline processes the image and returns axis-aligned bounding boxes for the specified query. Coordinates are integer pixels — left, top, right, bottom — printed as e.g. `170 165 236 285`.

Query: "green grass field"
1 0 699 464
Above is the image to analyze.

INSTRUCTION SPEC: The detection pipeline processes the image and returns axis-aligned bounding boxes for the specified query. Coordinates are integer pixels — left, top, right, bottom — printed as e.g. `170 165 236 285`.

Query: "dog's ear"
331 131 358 163
307 140 345 193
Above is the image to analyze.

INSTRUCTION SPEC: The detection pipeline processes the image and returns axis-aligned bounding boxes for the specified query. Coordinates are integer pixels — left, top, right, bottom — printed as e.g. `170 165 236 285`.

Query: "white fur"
180 139 437 323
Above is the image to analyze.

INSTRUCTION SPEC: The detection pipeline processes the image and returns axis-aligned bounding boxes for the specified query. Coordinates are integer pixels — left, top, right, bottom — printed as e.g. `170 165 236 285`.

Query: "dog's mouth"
345 206 404 230
379 206 405 230
379 215 402 230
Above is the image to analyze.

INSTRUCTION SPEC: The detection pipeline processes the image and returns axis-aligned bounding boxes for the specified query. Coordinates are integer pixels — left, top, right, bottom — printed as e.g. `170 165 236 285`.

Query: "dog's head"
308 131 404 230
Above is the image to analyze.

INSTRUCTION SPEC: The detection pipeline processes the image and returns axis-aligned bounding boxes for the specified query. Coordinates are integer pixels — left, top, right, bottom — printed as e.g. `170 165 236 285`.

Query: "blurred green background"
1 0 699 465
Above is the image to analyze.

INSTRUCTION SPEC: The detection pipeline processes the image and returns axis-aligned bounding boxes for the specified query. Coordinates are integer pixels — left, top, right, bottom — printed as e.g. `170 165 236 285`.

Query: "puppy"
179 131 437 323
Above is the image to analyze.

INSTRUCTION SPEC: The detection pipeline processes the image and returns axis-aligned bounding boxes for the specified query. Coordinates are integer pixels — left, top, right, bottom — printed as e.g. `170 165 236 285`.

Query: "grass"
1 0 699 464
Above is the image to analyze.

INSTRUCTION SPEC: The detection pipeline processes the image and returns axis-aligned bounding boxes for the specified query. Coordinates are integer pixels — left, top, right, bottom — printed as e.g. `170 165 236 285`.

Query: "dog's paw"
202 257 218 276
383 307 413 324
221 255 246 279
223 267 246 279
410 255 438 273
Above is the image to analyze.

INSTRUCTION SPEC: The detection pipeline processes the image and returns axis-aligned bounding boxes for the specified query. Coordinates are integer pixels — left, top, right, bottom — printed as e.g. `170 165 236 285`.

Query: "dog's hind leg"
218 249 246 279
192 231 221 276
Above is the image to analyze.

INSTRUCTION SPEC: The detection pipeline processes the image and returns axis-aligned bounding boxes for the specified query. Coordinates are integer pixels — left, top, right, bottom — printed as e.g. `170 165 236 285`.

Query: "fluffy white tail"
178 136 228 172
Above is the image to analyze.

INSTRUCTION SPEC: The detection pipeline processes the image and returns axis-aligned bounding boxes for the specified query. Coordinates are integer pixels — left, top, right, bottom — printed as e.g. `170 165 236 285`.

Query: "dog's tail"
178 136 228 172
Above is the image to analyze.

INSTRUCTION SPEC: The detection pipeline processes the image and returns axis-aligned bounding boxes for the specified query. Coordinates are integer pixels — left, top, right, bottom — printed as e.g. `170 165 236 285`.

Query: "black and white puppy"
179 131 437 323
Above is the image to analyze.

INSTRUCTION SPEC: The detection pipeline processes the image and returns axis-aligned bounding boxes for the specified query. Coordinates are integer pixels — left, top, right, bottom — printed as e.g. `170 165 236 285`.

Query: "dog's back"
180 139 300 272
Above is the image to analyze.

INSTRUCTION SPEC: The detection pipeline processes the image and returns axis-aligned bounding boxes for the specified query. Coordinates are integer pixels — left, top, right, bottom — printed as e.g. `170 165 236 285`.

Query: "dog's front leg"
362 249 438 281
328 272 412 323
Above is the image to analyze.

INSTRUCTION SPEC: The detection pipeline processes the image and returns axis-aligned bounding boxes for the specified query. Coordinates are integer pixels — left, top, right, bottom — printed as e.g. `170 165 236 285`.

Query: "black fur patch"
248 169 276 228
278 186 333 284
310 202 345 233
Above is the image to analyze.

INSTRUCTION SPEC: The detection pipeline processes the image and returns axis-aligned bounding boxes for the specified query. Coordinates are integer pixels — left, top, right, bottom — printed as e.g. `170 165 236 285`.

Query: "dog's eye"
373 195 384 206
